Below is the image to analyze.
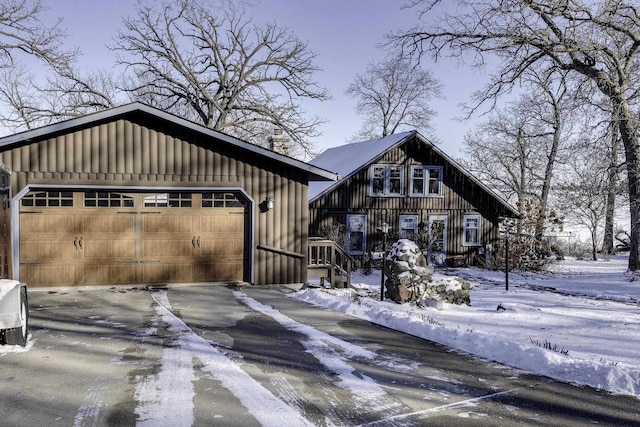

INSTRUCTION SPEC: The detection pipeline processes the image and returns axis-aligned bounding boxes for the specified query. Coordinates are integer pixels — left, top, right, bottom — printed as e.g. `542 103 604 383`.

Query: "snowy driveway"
1 284 639 426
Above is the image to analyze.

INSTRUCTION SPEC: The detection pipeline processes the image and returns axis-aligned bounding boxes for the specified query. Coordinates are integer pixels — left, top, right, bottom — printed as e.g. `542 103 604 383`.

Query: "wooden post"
505 229 509 291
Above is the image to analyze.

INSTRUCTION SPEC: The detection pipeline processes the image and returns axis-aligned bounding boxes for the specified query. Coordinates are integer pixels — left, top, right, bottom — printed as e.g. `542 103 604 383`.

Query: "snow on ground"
135 290 316 427
293 255 640 399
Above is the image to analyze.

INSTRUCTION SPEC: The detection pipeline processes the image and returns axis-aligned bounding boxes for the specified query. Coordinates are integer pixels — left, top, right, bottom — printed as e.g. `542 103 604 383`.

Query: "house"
308 131 520 266
0 103 338 287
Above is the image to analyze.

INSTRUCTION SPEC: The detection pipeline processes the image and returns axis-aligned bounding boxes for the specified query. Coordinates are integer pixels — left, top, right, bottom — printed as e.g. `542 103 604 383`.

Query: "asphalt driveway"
0 284 639 426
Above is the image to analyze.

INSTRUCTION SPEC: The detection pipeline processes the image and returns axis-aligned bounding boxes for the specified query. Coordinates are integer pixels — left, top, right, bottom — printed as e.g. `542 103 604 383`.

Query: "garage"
0 103 338 286
18 190 248 287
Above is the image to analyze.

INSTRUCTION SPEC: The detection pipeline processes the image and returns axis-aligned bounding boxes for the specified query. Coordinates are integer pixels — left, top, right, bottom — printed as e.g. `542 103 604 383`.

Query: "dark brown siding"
309 136 510 264
0 164 10 278
0 115 309 285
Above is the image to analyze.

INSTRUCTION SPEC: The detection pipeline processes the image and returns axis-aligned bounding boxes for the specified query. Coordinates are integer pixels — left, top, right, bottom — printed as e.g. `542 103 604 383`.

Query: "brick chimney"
268 128 290 156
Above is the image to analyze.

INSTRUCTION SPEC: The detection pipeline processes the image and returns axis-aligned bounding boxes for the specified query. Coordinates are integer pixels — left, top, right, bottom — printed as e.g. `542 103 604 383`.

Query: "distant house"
308 131 520 266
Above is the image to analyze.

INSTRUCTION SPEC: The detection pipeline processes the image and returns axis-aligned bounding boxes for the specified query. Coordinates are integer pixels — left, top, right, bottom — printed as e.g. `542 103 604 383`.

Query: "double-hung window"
411 165 443 197
463 215 482 246
370 164 404 196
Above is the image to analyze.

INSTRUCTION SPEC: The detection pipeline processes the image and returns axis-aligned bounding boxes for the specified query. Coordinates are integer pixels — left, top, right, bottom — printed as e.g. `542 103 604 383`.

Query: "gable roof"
309 130 521 218
309 131 415 200
0 102 339 182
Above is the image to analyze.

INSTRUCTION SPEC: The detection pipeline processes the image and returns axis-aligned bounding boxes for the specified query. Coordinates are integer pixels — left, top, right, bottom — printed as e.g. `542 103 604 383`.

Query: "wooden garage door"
19 191 246 287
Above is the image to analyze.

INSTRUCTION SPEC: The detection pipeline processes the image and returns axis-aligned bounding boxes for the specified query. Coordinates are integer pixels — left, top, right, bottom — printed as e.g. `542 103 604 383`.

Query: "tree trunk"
616 99 640 271
535 96 561 241
602 120 619 256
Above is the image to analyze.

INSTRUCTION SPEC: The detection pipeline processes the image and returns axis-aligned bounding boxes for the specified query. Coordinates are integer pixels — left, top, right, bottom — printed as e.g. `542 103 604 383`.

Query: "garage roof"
0 102 340 182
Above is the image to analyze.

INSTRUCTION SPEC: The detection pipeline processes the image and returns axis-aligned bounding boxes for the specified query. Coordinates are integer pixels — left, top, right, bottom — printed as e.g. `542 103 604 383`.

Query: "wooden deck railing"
307 237 353 288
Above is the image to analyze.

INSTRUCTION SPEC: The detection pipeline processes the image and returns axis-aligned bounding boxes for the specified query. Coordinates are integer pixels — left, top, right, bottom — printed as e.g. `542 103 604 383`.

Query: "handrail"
307 238 353 288
257 244 305 259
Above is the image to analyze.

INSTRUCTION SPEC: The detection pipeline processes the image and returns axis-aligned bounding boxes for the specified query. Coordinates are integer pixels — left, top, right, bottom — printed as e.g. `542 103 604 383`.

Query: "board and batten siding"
0 115 309 285
309 137 509 264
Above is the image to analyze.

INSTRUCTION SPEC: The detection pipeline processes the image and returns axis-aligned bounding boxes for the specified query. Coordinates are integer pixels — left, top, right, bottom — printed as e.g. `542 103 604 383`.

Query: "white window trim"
463 214 482 247
410 165 443 197
370 164 404 197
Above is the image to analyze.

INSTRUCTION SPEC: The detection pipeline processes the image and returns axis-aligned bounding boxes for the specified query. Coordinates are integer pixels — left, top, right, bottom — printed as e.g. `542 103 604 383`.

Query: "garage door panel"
83 264 137 285
199 212 244 232
83 239 136 259
199 238 243 256
143 215 193 233
81 215 135 233
20 191 248 286
195 260 243 282
21 240 75 261
21 264 75 286
143 240 193 258
143 262 193 283
21 213 76 233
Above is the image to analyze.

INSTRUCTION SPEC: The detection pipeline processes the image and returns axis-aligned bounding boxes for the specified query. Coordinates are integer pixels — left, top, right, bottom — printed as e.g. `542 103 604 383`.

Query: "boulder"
383 239 471 307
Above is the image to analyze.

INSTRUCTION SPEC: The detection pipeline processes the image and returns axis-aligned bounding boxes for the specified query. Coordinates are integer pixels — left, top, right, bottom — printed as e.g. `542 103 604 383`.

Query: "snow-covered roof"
308 130 521 218
308 131 415 200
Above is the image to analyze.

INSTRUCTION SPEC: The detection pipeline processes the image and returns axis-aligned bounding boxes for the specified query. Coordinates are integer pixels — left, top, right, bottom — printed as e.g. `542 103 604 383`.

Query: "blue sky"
45 0 490 158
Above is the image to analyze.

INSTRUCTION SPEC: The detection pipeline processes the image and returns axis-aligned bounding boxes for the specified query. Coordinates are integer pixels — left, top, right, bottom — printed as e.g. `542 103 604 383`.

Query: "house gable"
308 132 520 263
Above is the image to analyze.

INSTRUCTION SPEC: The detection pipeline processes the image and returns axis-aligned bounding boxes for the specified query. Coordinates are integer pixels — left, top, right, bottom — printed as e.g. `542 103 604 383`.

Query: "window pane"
428 168 441 195
413 180 424 194
372 167 385 195
412 167 425 195
464 217 480 245
389 166 402 194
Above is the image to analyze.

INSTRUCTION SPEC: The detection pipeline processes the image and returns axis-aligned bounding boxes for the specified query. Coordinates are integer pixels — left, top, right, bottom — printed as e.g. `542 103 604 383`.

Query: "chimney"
268 128 290 156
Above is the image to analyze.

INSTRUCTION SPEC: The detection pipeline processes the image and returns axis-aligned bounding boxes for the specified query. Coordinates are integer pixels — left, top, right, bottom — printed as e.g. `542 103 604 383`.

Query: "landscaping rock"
383 239 471 306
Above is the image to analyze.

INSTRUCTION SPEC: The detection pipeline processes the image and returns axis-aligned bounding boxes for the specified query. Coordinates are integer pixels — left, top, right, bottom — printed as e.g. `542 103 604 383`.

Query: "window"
411 166 442 197
370 165 404 196
202 193 245 208
346 214 367 255
463 215 482 246
22 191 74 207
144 193 192 208
399 215 418 241
84 192 134 208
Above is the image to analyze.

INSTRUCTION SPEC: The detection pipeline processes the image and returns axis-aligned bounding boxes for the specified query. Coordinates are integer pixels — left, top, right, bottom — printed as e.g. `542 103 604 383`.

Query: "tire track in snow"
234 291 407 419
134 290 315 427
73 384 106 427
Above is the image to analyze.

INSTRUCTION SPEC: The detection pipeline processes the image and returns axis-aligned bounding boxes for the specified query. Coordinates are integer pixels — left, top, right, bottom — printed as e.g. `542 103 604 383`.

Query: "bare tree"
345 53 442 140
0 0 75 69
393 1 640 271
0 0 117 130
558 151 610 261
462 76 575 235
113 0 328 156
